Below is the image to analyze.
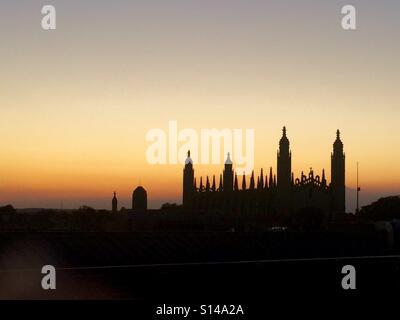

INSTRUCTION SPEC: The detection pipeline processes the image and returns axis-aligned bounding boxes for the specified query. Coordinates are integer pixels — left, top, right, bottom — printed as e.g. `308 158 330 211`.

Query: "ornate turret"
183 150 194 207
279 126 289 148
242 173 246 190
331 130 345 213
333 130 344 153
277 126 292 194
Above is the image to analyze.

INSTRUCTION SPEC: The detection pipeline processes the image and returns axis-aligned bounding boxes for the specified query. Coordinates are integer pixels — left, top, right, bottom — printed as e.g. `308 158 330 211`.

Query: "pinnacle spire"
333 129 344 152
206 176 210 191
185 149 193 164
279 126 289 149
321 169 326 186
269 167 273 187
234 173 239 191
249 171 255 190
259 168 264 189
225 152 233 165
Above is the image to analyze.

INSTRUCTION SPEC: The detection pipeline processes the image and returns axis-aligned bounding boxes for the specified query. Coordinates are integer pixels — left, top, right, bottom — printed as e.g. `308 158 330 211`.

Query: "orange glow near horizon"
1 123 400 211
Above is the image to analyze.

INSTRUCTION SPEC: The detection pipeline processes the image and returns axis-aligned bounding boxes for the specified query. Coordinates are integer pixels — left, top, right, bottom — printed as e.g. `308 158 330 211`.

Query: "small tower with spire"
223 152 233 192
277 126 292 194
331 129 346 213
112 192 118 213
183 150 194 207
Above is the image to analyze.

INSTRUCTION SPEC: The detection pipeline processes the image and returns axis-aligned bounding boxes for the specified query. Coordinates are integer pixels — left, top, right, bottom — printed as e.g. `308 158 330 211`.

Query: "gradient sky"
0 0 399 212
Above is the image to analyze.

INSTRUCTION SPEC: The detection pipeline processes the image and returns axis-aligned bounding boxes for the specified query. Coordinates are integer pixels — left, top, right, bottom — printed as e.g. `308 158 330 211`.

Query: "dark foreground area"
1 231 399 318
0 230 399 300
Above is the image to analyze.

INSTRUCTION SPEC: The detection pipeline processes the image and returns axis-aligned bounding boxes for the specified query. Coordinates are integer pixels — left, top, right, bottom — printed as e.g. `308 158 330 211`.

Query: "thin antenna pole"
356 162 359 214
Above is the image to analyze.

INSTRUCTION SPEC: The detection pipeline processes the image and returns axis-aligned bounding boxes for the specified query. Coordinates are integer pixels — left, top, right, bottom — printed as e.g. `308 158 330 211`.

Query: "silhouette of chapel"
182 127 345 217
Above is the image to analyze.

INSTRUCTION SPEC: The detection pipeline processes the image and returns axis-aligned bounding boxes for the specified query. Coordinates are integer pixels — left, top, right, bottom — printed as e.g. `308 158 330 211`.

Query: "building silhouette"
182 127 345 217
132 186 148 211
112 192 118 213
331 130 346 213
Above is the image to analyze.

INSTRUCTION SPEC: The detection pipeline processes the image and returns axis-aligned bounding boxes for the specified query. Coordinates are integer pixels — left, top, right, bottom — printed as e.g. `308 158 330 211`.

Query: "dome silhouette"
132 186 147 211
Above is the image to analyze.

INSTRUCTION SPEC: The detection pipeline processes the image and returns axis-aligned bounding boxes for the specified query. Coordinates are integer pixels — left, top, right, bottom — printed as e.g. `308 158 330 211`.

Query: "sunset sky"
0 0 399 212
